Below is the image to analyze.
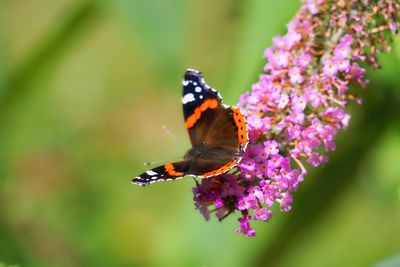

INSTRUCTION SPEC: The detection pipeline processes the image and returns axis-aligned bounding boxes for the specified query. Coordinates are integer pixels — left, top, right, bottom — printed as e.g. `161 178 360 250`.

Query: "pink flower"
237 198 251 210
279 193 293 212
253 208 273 221
307 152 322 166
264 140 279 156
240 158 256 172
276 50 290 68
306 0 319 15
278 93 289 109
297 53 312 68
289 110 305 123
285 31 302 49
248 186 264 200
323 59 338 77
336 58 350 72
236 214 256 236
193 0 399 237
287 125 302 140
289 66 304 84
389 20 398 34
292 95 307 111
305 89 323 108
334 43 352 59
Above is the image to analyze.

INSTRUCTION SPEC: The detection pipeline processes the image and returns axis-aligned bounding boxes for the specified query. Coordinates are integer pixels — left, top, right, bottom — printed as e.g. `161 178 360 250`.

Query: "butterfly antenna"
144 159 164 166
144 156 181 166
143 125 180 166
162 125 177 143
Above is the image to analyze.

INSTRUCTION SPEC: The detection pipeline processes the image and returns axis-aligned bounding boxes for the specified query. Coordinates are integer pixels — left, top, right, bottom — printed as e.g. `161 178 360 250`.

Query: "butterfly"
132 69 248 186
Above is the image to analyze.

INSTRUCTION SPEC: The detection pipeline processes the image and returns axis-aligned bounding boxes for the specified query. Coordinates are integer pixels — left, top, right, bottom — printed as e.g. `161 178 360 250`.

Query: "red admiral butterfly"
132 69 248 186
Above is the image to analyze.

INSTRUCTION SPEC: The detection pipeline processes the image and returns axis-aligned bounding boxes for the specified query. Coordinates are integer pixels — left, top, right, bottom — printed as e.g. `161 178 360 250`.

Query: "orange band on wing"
202 161 237 178
164 163 184 176
185 98 219 129
231 107 249 147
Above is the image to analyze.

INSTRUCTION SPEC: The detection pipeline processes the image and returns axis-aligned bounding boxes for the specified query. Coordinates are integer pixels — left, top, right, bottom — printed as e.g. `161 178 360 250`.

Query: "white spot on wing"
182 93 195 104
199 95 203 99
195 86 202 92
146 170 158 176
182 80 189 86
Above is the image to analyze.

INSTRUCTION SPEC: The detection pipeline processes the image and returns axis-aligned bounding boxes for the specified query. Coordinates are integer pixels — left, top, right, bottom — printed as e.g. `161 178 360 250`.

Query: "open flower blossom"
193 0 399 236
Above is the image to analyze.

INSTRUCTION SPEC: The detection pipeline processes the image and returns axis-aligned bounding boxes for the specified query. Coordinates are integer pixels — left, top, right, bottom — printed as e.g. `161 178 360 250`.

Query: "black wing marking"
182 69 222 121
132 160 192 186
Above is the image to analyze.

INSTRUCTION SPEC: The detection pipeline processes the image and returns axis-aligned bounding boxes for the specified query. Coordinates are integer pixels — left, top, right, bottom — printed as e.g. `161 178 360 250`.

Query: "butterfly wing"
203 106 248 153
185 106 249 178
182 69 249 178
182 69 223 147
132 160 193 186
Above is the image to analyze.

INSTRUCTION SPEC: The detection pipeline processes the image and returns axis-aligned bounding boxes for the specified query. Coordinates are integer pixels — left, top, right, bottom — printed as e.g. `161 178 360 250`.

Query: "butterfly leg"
192 177 200 186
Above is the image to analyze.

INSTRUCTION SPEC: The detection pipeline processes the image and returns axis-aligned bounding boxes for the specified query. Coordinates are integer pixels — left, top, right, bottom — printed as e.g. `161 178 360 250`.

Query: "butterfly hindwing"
203 106 248 154
132 161 192 186
181 106 248 178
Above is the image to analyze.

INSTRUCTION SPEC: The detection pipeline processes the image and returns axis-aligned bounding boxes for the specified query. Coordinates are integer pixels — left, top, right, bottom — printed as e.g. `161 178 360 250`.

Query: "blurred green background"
1 1 399 267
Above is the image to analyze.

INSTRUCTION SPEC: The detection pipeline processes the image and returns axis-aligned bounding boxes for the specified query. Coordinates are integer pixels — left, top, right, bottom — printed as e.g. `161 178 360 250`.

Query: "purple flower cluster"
193 0 399 236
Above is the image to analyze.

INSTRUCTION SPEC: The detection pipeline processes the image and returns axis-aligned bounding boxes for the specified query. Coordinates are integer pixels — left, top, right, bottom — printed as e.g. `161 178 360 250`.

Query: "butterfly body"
132 69 248 186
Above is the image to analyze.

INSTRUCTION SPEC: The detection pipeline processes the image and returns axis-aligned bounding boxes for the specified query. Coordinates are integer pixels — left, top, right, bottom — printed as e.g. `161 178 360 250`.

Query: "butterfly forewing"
182 69 222 120
182 69 222 147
